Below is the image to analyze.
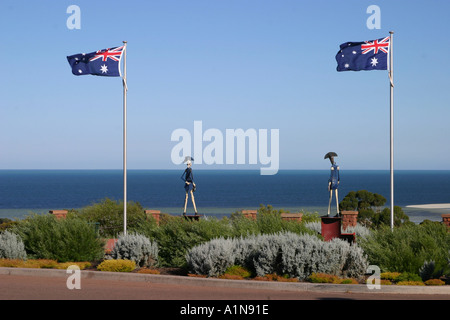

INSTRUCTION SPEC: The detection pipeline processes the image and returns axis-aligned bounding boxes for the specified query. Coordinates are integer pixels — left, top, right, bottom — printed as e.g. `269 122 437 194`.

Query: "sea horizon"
1 169 449 223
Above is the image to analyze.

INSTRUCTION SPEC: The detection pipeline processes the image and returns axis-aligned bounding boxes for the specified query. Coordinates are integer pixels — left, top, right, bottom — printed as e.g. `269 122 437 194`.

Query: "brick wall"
442 214 450 229
341 211 358 231
49 210 68 219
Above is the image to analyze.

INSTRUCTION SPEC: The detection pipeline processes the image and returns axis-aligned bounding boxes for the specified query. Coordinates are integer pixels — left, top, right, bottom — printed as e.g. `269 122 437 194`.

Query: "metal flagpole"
389 31 394 231
122 41 128 235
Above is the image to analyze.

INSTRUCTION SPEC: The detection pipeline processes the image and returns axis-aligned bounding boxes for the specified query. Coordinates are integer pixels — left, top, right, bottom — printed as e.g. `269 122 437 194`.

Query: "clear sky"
1 0 449 171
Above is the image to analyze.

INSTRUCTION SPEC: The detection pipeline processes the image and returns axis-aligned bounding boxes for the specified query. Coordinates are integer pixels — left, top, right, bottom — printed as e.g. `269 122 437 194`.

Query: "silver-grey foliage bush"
110 232 158 267
186 232 369 280
185 237 236 277
0 230 27 260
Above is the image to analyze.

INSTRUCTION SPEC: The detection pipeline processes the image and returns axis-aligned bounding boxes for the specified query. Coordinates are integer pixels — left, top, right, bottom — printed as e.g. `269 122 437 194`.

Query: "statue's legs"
328 189 333 216
190 190 198 215
183 192 189 215
335 189 339 215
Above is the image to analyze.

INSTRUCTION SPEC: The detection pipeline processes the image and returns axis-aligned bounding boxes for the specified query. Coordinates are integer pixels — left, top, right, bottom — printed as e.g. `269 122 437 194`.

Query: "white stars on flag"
370 57 378 67
100 64 109 74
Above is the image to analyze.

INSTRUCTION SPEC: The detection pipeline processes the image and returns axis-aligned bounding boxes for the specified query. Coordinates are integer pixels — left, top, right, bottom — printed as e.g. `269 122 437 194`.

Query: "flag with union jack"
335 36 390 71
67 45 124 77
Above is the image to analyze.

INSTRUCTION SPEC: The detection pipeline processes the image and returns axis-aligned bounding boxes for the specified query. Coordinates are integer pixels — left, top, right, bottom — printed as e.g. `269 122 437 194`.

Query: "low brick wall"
49 210 68 219
145 210 162 225
241 210 257 220
442 214 450 229
280 213 303 223
340 211 358 231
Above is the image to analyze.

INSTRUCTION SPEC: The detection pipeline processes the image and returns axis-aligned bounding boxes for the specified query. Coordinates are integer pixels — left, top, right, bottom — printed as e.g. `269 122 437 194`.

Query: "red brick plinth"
145 210 162 225
341 211 358 231
280 213 303 223
49 210 68 219
105 239 118 254
442 214 450 229
241 210 257 220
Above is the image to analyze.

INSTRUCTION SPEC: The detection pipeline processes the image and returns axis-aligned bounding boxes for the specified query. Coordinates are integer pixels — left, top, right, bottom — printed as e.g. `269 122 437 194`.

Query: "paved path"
0 268 449 301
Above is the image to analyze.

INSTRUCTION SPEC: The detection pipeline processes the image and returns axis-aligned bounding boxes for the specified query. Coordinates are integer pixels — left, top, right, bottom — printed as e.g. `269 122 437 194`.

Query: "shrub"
256 205 313 235
359 223 450 274
0 259 59 268
13 214 105 262
0 230 27 260
55 262 92 270
308 272 340 284
185 237 236 277
380 279 393 285
339 278 359 284
97 259 136 272
424 279 445 286
395 272 422 283
303 221 321 234
74 198 147 238
223 265 252 279
419 260 435 281
110 233 158 268
380 272 401 281
0 218 18 232
278 233 368 280
186 232 369 280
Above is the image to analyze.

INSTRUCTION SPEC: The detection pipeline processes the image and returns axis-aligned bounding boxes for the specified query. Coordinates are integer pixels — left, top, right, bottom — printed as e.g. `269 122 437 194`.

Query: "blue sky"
0 0 449 170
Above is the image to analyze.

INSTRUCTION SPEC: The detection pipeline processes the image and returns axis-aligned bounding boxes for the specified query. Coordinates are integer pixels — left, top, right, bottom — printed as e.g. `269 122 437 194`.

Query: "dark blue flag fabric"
67 46 124 77
336 36 390 71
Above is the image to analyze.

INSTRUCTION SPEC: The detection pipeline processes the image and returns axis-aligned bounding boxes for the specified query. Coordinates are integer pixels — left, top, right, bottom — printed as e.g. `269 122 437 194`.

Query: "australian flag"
67 46 124 77
336 36 390 71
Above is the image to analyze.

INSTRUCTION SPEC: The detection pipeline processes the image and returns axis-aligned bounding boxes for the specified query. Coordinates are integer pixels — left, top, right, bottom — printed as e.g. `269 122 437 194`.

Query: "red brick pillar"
442 214 450 229
280 213 303 223
49 210 68 219
341 211 358 231
145 210 162 225
241 210 257 220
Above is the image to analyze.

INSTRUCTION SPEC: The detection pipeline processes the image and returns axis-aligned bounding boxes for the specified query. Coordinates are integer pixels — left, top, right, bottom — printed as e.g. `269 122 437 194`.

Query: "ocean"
0 170 449 223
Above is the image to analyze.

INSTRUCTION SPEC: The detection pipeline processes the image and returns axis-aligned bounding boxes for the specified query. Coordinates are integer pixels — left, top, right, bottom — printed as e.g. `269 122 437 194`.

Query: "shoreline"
0 205 447 224
407 203 450 209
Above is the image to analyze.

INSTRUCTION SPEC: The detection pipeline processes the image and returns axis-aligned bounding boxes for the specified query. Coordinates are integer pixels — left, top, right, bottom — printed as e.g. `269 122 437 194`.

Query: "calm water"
0 170 449 223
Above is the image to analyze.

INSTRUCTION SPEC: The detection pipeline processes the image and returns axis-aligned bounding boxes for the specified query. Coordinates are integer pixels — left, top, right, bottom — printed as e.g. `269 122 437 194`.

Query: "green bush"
13 214 105 262
359 222 450 274
395 272 422 283
340 190 410 228
73 198 147 238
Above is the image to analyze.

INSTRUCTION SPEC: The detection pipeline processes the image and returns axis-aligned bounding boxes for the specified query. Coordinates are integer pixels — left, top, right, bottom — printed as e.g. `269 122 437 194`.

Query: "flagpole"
122 40 128 235
389 31 394 231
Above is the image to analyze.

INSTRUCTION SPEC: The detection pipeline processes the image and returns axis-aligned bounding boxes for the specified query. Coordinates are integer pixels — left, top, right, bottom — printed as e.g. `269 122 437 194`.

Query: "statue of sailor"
181 156 198 216
325 152 340 216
